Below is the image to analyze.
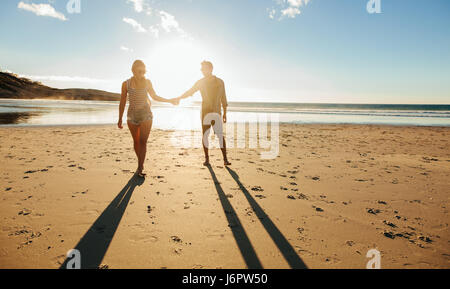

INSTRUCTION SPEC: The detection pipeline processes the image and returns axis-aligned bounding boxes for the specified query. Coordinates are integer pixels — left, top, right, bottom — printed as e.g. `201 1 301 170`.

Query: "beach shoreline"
2 98 450 128
1 123 449 269
4 121 444 129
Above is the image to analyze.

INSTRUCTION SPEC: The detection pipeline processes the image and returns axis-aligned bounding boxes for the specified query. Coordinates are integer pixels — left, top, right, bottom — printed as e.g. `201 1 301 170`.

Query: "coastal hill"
0 72 120 101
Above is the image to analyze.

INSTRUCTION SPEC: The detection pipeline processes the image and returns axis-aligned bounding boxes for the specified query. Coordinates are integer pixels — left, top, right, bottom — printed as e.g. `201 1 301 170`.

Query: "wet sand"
0 124 449 268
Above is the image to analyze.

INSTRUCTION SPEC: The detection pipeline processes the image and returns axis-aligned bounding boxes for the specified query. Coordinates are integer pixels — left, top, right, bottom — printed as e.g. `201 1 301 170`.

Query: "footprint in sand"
312 206 324 212
345 240 355 246
297 193 309 200
18 209 32 216
383 220 397 228
251 186 264 192
171 236 182 243
324 256 341 265
367 208 381 215
129 234 159 243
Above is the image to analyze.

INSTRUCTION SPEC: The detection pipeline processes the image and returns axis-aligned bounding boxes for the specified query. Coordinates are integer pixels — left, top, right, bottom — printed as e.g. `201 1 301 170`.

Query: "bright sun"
144 39 209 99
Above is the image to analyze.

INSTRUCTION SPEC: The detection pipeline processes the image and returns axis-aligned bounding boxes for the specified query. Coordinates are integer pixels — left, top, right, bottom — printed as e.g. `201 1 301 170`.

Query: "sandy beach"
0 124 449 269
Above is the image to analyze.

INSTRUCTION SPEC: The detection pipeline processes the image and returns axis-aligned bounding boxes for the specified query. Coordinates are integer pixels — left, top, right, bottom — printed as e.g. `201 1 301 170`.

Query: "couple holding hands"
118 60 231 178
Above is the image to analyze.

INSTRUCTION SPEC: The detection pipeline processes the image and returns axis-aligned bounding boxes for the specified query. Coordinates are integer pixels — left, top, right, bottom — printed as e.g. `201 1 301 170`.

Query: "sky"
0 0 449 104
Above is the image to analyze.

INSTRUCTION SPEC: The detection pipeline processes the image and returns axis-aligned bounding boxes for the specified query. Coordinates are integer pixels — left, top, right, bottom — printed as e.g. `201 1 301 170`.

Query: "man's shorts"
202 113 224 137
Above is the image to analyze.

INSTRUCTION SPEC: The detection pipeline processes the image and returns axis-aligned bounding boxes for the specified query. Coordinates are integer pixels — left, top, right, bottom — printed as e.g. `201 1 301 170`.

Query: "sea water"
0 99 449 129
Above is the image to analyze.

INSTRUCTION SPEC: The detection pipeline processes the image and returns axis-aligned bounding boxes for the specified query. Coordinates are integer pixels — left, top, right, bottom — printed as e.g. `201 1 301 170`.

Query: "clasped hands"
168 97 181 106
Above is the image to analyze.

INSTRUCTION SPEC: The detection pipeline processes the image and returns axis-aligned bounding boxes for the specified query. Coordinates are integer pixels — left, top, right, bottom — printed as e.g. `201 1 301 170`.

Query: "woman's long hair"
131 60 145 76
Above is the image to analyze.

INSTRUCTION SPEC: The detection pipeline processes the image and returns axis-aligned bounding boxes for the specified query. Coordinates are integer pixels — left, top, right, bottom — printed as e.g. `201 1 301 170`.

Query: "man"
178 61 231 167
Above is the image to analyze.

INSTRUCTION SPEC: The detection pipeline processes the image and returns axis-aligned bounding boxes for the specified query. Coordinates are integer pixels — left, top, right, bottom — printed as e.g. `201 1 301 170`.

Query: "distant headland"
0 72 120 101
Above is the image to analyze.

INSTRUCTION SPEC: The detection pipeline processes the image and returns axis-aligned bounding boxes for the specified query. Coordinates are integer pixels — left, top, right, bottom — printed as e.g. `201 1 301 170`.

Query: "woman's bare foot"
137 167 146 177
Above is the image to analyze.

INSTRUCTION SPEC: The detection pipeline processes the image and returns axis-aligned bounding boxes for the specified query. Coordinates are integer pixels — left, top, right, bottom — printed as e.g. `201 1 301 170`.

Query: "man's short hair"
201 61 213 70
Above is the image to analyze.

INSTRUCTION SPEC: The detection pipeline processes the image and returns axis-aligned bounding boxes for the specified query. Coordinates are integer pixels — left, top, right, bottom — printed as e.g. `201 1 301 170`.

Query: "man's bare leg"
202 125 210 166
202 125 230 166
202 145 210 166
221 137 231 166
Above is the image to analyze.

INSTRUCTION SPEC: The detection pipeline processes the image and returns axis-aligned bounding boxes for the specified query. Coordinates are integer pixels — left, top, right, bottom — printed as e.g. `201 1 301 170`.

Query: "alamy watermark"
66 249 81 269
366 249 381 269
170 113 280 160
367 0 382 14
66 1 381 15
66 0 81 14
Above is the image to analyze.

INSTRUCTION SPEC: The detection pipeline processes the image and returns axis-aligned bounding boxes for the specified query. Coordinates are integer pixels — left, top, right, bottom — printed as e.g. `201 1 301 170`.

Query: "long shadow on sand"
207 165 263 269
60 174 144 269
226 167 308 269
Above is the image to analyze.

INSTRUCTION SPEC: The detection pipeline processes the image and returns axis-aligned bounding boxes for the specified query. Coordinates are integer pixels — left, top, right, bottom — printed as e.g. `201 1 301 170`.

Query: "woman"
118 60 179 177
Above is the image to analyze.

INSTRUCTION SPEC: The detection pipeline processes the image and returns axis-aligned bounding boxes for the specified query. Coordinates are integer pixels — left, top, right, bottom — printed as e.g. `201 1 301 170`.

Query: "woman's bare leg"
137 119 152 173
127 121 141 171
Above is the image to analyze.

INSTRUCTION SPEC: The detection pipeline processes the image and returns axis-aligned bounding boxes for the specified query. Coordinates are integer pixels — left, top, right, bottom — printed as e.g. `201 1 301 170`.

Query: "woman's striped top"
126 78 151 115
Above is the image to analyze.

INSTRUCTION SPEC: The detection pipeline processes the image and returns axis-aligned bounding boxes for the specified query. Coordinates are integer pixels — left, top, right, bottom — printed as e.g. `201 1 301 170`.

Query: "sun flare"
144 39 210 100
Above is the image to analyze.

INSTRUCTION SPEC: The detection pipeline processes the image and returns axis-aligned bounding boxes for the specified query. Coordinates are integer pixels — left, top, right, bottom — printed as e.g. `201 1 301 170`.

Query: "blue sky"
1 0 449 104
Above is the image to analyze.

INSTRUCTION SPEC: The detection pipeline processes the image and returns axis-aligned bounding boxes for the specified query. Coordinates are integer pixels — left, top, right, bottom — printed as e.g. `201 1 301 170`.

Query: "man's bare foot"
203 160 210 166
224 160 231 166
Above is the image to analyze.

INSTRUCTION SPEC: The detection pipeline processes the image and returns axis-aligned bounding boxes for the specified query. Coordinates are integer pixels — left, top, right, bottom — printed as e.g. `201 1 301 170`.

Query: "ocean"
0 99 449 129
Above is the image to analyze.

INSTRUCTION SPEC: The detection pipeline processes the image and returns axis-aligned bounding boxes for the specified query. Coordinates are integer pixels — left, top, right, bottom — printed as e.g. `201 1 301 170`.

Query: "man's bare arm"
178 81 200 100
221 80 228 123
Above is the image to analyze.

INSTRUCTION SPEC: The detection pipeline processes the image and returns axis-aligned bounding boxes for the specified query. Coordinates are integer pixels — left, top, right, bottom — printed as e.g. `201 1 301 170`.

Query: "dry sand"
0 124 449 269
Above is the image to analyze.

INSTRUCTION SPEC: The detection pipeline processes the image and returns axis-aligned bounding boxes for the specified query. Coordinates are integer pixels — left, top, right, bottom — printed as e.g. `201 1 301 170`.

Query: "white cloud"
121 6 191 40
270 0 311 20
126 0 152 15
148 25 160 38
281 6 301 18
158 11 191 39
127 0 144 13
268 8 276 19
287 0 305 7
120 46 134 52
159 11 182 33
123 17 147 33
147 11 190 39
17 1 67 21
